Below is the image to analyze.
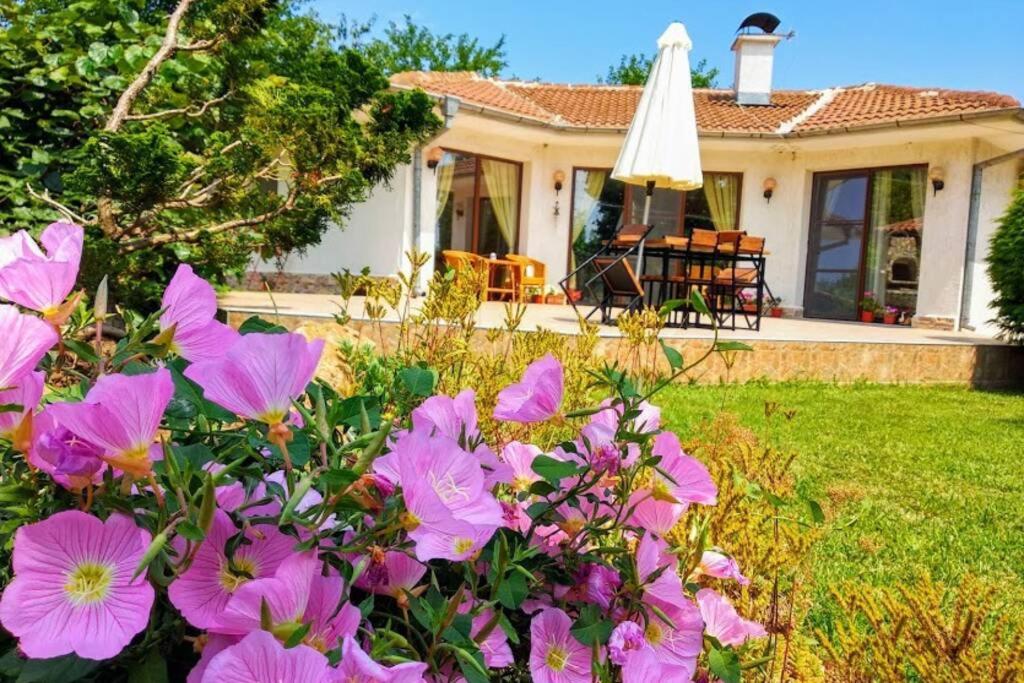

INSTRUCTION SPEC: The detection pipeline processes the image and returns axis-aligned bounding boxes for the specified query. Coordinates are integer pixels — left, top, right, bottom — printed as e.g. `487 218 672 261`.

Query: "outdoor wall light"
762 177 777 203
929 166 945 195
553 169 566 194
426 146 445 172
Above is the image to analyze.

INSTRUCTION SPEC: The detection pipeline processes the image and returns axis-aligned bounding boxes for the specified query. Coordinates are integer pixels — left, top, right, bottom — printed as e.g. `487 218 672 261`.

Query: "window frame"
436 148 524 256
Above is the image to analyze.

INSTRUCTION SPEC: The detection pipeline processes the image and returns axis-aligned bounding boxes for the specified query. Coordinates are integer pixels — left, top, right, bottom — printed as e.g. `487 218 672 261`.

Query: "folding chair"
713 235 765 330
591 256 646 324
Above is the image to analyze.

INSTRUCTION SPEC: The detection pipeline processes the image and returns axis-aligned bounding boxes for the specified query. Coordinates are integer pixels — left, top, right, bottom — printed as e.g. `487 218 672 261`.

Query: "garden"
2 1 1024 682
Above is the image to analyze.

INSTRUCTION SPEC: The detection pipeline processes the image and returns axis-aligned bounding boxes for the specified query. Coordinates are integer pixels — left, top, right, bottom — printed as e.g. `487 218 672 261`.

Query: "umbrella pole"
636 180 655 276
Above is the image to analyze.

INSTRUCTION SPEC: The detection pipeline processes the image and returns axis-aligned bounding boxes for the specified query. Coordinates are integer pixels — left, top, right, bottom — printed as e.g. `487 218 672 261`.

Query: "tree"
0 0 440 309
987 188 1024 343
601 53 719 88
341 14 507 77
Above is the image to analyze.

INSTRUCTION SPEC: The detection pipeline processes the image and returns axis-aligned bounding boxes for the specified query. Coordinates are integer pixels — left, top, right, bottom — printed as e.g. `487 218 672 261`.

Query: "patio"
218 290 1024 388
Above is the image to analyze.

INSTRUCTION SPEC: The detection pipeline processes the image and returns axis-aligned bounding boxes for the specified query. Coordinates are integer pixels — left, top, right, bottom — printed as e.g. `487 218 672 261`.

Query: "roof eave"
786 108 1024 137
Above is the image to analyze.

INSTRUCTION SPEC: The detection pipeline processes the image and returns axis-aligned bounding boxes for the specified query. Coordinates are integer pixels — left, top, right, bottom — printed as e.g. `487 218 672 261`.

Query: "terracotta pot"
567 289 583 303
530 295 544 304
545 294 566 305
860 310 876 323
770 307 784 318
883 312 898 325
741 303 758 313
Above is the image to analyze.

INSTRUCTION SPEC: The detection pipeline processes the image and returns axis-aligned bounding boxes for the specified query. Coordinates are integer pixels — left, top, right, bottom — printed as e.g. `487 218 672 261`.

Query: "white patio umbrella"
612 21 703 274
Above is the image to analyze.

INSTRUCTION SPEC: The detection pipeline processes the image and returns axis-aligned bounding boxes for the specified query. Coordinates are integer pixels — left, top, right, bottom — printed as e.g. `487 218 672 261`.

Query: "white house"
252 31 1024 334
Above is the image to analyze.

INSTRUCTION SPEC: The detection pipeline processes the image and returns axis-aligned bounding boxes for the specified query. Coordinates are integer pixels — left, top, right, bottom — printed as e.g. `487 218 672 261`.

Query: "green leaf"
714 340 754 353
16 654 100 683
658 298 686 316
451 646 489 683
398 365 437 397
806 498 826 524
690 289 711 316
530 455 580 484
0 403 24 414
708 646 741 683
126 649 168 683
238 316 287 335
570 604 613 646
660 339 683 370
495 571 528 609
61 338 99 363
176 521 205 542
528 480 557 497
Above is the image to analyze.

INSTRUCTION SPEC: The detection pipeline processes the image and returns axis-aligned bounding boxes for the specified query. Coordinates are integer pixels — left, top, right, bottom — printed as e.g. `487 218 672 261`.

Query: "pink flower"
0 510 154 659
168 509 295 629
0 222 82 318
200 630 333 683
356 550 427 604
608 621 648 665
502 441 543 492
628 489 685 536
27 408 105 490
529 607 592 683
651 432 717 505
47 368 173 477
0 370 43 451
574 563 621 609
187 633 239 683
473 607 513 668
336 636 428 682
493 353 563 423
590 398 661 434
697 551 750 586
214 552 361 653
0 305 57 391
696 588 766 647
412 388 478 442
160 264 239 362
184 332 323 427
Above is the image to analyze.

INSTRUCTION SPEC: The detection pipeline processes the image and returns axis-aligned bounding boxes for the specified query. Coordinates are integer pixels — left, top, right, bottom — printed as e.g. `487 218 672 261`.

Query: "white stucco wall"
257 108 1023 333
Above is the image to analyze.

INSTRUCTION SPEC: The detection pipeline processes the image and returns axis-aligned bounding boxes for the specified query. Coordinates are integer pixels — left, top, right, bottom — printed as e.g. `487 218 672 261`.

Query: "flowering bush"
0 223 767 681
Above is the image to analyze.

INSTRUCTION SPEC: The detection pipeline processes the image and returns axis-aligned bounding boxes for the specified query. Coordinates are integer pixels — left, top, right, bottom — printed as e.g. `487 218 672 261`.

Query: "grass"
658 381 1024 633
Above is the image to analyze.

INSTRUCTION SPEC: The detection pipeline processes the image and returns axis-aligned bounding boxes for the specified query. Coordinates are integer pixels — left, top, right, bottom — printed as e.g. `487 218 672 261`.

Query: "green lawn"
659 382 1024 632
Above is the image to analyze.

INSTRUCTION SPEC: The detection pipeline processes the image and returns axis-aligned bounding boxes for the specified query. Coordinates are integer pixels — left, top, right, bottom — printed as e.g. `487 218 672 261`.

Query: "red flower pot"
770 307 784 318
530 295 544 304
883 312 898 325
545 294 566 305
860 310 876 323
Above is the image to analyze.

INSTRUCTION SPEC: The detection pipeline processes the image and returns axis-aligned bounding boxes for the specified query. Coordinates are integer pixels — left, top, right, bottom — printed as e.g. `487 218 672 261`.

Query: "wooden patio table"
481 257 520 302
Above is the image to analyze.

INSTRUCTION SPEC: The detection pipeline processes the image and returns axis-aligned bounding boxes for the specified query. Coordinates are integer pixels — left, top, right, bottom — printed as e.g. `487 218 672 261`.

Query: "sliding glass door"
804 166 926 320
434 150 521 268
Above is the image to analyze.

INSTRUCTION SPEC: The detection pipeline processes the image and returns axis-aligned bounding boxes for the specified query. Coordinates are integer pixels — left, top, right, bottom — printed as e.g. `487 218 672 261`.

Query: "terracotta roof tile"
390 72 1020 136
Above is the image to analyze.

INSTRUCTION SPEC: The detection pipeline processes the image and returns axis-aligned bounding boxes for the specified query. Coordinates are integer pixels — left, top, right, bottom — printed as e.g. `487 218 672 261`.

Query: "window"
434 150 522 268
567 169 742 289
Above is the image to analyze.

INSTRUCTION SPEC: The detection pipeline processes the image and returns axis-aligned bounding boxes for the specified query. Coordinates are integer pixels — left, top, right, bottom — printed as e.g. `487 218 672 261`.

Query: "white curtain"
704 173 738 230
570 170 608 279
481 159 519 251
867 171 893 302
434 155 455 220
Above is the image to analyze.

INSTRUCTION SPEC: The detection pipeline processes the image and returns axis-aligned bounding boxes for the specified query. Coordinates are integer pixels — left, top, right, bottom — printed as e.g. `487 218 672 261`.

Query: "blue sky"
310 0 1021 100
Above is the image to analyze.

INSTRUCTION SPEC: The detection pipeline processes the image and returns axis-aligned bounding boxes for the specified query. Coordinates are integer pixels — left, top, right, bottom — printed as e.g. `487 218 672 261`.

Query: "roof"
390 71 1021 137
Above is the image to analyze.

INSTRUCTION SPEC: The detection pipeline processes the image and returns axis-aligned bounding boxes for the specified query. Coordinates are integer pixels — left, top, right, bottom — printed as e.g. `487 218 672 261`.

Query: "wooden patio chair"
591 256 645 324
505 254 546 301
714 235 765 330
441 250 487 299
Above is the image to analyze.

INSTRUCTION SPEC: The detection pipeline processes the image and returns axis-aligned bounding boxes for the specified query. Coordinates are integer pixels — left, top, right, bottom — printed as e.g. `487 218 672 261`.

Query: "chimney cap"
737 12 781 35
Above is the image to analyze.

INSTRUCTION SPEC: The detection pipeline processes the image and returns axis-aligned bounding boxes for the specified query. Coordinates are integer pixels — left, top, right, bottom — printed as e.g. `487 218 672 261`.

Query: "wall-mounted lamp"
553 170 566 216
762 177 777 203
426 146 444 173
929 166 945 195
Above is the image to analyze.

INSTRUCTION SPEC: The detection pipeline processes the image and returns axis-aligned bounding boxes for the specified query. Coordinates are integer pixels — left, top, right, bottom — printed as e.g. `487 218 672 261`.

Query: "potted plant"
883 305 900 325
738 290 758 313
543 285 566 305
767 296 784 318
859 292 879 323
525 285 544 304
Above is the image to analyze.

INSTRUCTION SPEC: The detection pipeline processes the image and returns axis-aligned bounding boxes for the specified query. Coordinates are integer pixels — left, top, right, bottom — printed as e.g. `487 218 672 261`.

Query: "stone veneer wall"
224 312 1024 389
234 271 336 294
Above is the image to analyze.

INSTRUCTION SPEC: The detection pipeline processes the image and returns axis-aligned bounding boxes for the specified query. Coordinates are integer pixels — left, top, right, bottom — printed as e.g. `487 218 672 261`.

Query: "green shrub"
987 188 1024 343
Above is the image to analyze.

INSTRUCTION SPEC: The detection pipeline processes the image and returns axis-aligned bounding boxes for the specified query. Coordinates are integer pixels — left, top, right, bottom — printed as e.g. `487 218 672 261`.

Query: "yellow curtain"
704 173 738 231
481 159 519 251
570 170 607 277
434 155 455 221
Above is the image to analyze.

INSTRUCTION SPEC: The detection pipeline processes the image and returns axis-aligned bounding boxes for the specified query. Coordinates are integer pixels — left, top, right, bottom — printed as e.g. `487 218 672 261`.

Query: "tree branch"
119 187 299 253
124 92 231 122
25 183 90 225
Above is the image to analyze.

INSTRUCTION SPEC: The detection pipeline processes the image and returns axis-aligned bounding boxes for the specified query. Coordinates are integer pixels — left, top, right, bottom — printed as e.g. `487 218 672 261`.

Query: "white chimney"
731 33 783 105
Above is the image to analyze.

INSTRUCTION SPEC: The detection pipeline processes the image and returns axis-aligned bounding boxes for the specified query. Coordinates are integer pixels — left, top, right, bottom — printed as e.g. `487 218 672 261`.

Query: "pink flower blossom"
696 588 766 646
493 353 563 423
336 636 428 682
47 368 173 477
608 621 648 665
574 563 621 609
0 510 154 659
168 509 295 629
27 407 105 490
0 305 57 391
529 607 592 683
186 633 240 683
651 432 717 505
472 607 513 669
0 370 43 451
697 551 750 586
200 630 333 683
502 441 543 492
184 332 323 427
628 489 685 536
412 388 478 442
356 550 427 604
590 398 661 434
635 534 704 667
160 264 239 362
0 222 82 317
